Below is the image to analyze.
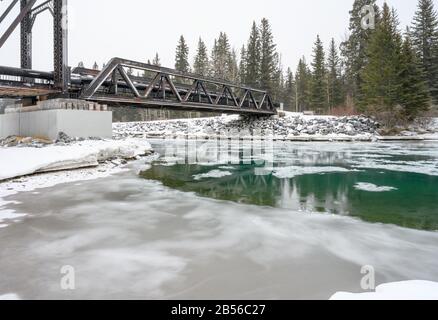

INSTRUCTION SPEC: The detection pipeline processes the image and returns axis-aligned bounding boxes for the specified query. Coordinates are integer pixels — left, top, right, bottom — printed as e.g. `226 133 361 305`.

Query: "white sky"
0 0 435 73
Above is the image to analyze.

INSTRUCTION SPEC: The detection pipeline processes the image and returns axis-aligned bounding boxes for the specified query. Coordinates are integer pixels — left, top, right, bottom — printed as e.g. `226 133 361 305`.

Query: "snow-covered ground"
0 138 152 182
331 281 438 300
113 113 380 141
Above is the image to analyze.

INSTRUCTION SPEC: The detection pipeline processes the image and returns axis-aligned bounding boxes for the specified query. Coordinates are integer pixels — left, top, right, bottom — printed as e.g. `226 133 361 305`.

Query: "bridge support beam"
20 0 33 70
53 0 69 92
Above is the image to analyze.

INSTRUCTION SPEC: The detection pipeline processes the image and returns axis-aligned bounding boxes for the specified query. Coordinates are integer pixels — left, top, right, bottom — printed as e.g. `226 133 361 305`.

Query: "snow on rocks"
113 113 380 140
330 281 438 300
0 138 152 181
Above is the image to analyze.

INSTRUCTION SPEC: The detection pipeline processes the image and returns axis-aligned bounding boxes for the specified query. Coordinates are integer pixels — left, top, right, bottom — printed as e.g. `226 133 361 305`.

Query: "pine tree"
283 68 296 111
228 49 240 83
152 53 161 66
341 0 380 105
245 21 261 87
259 18 278 93
399 30 431 119
327 38 344 111
411 0 438 103
193 38 209 76
93 62 99 70
239 45 247 85
295 57 311 112
361 3 402 111
175 35 190 73
310 35 327 112
210 32 232 80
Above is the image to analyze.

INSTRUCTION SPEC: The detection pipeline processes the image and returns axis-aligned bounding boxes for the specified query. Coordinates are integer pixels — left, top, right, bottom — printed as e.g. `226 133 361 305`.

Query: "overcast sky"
0 0 435 73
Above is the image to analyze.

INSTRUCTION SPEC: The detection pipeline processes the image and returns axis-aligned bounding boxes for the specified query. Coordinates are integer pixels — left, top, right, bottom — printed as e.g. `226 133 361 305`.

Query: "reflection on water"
143 140 438 231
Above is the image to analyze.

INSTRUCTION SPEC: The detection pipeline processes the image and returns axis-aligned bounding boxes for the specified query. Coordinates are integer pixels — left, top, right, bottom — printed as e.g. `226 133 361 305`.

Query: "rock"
56 132 73 144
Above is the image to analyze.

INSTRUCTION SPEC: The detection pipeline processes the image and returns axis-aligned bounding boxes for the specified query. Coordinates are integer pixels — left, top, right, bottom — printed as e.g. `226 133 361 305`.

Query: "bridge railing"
80 58 276 115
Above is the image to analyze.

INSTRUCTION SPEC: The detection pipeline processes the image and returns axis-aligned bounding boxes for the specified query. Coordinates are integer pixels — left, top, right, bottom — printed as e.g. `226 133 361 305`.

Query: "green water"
142 140 438 231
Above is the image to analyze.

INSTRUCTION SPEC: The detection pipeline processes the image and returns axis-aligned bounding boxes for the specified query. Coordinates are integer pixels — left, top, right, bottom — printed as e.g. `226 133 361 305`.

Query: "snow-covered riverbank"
0 138 152 182
114 113 381 141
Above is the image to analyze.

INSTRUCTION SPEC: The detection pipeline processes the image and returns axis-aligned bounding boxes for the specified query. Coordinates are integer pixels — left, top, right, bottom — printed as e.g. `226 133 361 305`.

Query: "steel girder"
80 58 276 115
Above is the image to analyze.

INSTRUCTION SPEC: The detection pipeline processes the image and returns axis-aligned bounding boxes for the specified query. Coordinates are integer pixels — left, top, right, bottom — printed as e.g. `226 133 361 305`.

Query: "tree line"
144 0 438 120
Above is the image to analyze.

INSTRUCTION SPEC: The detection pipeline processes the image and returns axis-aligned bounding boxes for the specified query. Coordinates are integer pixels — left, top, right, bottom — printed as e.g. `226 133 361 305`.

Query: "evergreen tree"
193 38 209 76
239 45 247 85
93 62 99 70
399 31 431 119
411 0 438 103
361 3 402 111
327 38 344 111
210 32 232 80
283 68 296 111
341 0 380 104
310 35 327 112
175 35 190 73
295 57 311 112
228 49 240 83
245 21 261 87
152 53 161 66
259 18 279 93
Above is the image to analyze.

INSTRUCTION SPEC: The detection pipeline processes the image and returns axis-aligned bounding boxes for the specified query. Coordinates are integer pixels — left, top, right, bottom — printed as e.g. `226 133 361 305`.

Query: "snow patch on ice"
0 293 21 300
193 170 233 181
272 166 354 179
330 281 438 300
354 183 397 192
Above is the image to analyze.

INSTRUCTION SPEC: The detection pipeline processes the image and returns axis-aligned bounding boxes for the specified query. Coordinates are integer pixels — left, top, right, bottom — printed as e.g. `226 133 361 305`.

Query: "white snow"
330 281 438 300
193 170 233 181
354 183 398 192
272 166 354 179
0 293 21 300
0 138 152 181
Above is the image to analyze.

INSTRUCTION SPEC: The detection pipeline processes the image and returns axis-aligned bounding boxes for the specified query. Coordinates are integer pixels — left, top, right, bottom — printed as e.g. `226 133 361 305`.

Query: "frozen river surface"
0 140 438 299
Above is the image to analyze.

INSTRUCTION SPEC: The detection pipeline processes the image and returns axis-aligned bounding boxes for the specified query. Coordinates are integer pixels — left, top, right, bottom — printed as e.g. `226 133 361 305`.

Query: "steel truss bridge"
0 0 277 115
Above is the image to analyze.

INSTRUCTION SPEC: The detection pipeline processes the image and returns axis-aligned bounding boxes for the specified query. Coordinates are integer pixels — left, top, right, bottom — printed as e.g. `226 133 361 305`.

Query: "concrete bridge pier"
0 98 113 140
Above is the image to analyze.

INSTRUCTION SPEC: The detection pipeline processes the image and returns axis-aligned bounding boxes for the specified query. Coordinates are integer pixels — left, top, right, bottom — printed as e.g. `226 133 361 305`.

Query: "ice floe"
354 183 398 192
193 170 233 181
272 166 354 179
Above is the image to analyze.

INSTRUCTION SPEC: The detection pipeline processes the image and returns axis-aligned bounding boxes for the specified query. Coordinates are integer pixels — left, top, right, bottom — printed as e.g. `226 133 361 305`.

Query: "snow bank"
0 138 152 181
0 293 21 300
354 183 398 192
330 281 438 300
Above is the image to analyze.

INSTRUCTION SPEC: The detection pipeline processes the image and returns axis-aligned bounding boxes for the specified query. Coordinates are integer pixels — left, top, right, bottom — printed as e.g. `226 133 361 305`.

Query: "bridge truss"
0 0 277 115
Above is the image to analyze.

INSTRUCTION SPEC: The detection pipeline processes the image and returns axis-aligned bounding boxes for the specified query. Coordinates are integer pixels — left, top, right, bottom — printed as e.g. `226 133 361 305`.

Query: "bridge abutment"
0 99 112 140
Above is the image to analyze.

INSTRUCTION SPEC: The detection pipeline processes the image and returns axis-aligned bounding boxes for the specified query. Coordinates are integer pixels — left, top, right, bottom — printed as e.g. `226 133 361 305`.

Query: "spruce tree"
239 45 247 85
228 49 240 83
411 0 438 103
399 31 431 119
295 57 311 112
284 68 296 111
193 38 209 76
327 38 344 111
310 35 327 112
210 32 232 80
175 35 190 73
341 0 379 105
361 3 402 111
245 21 261 87
152 53 161 66
259 18 278 93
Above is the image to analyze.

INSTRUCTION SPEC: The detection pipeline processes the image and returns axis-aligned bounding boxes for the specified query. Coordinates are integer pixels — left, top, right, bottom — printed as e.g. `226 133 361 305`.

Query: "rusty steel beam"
0 0 36 49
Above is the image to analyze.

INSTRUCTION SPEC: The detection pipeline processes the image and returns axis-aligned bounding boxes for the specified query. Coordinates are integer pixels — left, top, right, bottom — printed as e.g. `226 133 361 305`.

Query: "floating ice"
354 183 398 192
272 166 353 179
193 170 233 181
0 293 21 300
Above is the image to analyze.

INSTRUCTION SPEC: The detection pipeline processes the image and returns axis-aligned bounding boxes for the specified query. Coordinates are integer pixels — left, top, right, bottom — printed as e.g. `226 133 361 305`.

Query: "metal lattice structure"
0 0 68 91
0 0 277 115
79 58 276 114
